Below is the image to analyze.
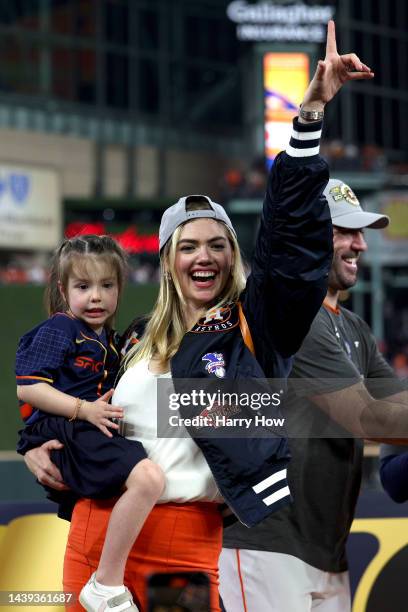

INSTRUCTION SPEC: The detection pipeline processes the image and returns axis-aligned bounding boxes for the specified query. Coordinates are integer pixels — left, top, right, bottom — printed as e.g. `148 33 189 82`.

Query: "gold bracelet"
69 397 83 422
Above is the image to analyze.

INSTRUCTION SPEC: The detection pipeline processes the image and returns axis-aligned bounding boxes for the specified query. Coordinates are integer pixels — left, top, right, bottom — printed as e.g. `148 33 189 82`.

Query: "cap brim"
332 211 389 230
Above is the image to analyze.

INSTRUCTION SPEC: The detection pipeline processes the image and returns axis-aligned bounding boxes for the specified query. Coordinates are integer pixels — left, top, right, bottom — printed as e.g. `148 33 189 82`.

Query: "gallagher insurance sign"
226 1 335 42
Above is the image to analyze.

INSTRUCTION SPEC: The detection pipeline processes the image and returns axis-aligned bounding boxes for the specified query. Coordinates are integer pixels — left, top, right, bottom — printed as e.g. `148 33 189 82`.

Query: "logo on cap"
329 183 359 207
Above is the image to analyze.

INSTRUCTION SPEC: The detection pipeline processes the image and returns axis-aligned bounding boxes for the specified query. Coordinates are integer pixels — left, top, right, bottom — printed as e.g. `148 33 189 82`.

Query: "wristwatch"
299 107 324 121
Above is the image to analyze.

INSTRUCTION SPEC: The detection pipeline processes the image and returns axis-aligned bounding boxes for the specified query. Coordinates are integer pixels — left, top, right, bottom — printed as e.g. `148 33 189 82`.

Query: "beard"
328 251 358 291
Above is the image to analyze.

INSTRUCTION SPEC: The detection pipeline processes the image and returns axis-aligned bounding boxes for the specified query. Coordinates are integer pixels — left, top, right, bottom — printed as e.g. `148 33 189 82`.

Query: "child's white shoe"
79 572 139 611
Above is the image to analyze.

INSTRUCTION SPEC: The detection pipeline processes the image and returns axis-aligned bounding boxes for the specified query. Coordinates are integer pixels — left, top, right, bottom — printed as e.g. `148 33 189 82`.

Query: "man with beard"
219 179 408 612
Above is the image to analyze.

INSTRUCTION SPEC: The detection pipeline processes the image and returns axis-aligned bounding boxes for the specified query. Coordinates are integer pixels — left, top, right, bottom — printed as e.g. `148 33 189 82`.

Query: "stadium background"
0 1 407 610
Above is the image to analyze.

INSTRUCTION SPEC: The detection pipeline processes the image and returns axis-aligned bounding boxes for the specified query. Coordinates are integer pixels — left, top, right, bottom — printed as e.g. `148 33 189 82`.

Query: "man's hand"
78 389 124 438
301 20 374 113
24 439 69 491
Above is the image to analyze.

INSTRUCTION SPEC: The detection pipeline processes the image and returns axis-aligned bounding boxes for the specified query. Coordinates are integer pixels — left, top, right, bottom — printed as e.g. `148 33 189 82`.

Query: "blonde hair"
45 234 128 329
124 219 246 370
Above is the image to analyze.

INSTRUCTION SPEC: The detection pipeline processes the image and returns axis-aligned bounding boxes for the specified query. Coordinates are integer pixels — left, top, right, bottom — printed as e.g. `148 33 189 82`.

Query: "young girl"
16 235 164 612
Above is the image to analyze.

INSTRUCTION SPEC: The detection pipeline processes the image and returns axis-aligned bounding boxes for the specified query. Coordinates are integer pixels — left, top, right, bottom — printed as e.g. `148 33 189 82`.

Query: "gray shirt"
223 304 404 572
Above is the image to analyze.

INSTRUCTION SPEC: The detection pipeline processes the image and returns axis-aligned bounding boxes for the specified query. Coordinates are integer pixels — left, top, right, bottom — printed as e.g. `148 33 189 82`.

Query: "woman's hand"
24 439 69 491
301 20 374 113
78 389 124 438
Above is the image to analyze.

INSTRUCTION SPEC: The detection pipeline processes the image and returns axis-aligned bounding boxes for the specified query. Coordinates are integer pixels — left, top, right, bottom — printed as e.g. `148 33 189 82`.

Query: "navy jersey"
16 312 120 424
16 312 146 514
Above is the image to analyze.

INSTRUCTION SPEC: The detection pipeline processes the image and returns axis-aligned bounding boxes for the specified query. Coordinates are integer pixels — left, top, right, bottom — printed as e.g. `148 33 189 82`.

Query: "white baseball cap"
159 194 236 251
323 179 389 230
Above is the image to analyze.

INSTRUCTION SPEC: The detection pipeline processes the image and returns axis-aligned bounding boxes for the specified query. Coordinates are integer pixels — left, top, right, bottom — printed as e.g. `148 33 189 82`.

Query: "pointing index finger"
325 20 337 56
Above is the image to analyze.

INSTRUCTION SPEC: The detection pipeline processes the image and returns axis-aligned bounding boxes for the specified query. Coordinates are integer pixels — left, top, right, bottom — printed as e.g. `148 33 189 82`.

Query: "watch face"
147 572 210 611
300 109 323 120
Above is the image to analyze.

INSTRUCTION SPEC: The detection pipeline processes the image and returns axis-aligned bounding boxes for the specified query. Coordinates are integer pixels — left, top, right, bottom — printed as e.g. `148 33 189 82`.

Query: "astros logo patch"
191 305 237 333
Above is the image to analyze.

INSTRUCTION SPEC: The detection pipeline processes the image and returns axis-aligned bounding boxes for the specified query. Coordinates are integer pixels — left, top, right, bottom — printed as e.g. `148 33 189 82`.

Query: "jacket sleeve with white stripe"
242 117 333 369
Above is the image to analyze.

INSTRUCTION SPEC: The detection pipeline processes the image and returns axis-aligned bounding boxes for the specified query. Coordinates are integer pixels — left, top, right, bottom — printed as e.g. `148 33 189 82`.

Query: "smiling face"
60 257 119 334
328 226 368 291
172 218 234 314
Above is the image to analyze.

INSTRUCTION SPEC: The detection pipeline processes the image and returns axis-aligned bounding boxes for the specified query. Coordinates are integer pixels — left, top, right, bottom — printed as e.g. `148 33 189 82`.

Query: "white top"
113 358 222 503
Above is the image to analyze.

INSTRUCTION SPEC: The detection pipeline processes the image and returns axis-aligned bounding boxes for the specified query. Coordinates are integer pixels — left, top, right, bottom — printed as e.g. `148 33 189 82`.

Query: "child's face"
61 258 119 334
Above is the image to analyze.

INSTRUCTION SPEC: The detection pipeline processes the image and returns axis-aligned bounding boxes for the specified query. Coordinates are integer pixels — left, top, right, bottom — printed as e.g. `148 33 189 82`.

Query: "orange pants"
63 498 223 611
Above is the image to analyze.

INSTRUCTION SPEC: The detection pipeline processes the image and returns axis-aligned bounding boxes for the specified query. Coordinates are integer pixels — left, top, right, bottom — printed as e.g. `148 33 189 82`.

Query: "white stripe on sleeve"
262 485 291 507
286 144 320 157
291 129 322 141
252 468 287 494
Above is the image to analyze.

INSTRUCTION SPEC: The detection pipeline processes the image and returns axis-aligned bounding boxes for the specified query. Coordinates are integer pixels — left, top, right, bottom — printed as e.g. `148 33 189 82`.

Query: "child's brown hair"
45 235 128 328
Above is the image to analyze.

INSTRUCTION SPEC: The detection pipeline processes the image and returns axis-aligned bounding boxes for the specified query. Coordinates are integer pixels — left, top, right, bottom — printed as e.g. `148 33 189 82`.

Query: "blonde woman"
23 21 372 612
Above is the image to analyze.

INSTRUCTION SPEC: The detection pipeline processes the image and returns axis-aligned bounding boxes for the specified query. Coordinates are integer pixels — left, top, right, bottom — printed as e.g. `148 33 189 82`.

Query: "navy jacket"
123 118 333 528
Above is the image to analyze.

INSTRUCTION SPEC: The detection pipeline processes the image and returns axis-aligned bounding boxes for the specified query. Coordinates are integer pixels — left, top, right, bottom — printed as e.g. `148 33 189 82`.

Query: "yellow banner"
264 52 309 163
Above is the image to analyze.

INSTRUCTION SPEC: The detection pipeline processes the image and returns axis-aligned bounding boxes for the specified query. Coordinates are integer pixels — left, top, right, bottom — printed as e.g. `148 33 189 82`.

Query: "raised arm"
242 21 373 362
300 20 373 118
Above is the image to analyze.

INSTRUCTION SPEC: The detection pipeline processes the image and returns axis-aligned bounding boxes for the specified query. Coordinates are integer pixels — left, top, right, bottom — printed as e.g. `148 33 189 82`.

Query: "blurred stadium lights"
65 220 159 254
0 0 406 345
